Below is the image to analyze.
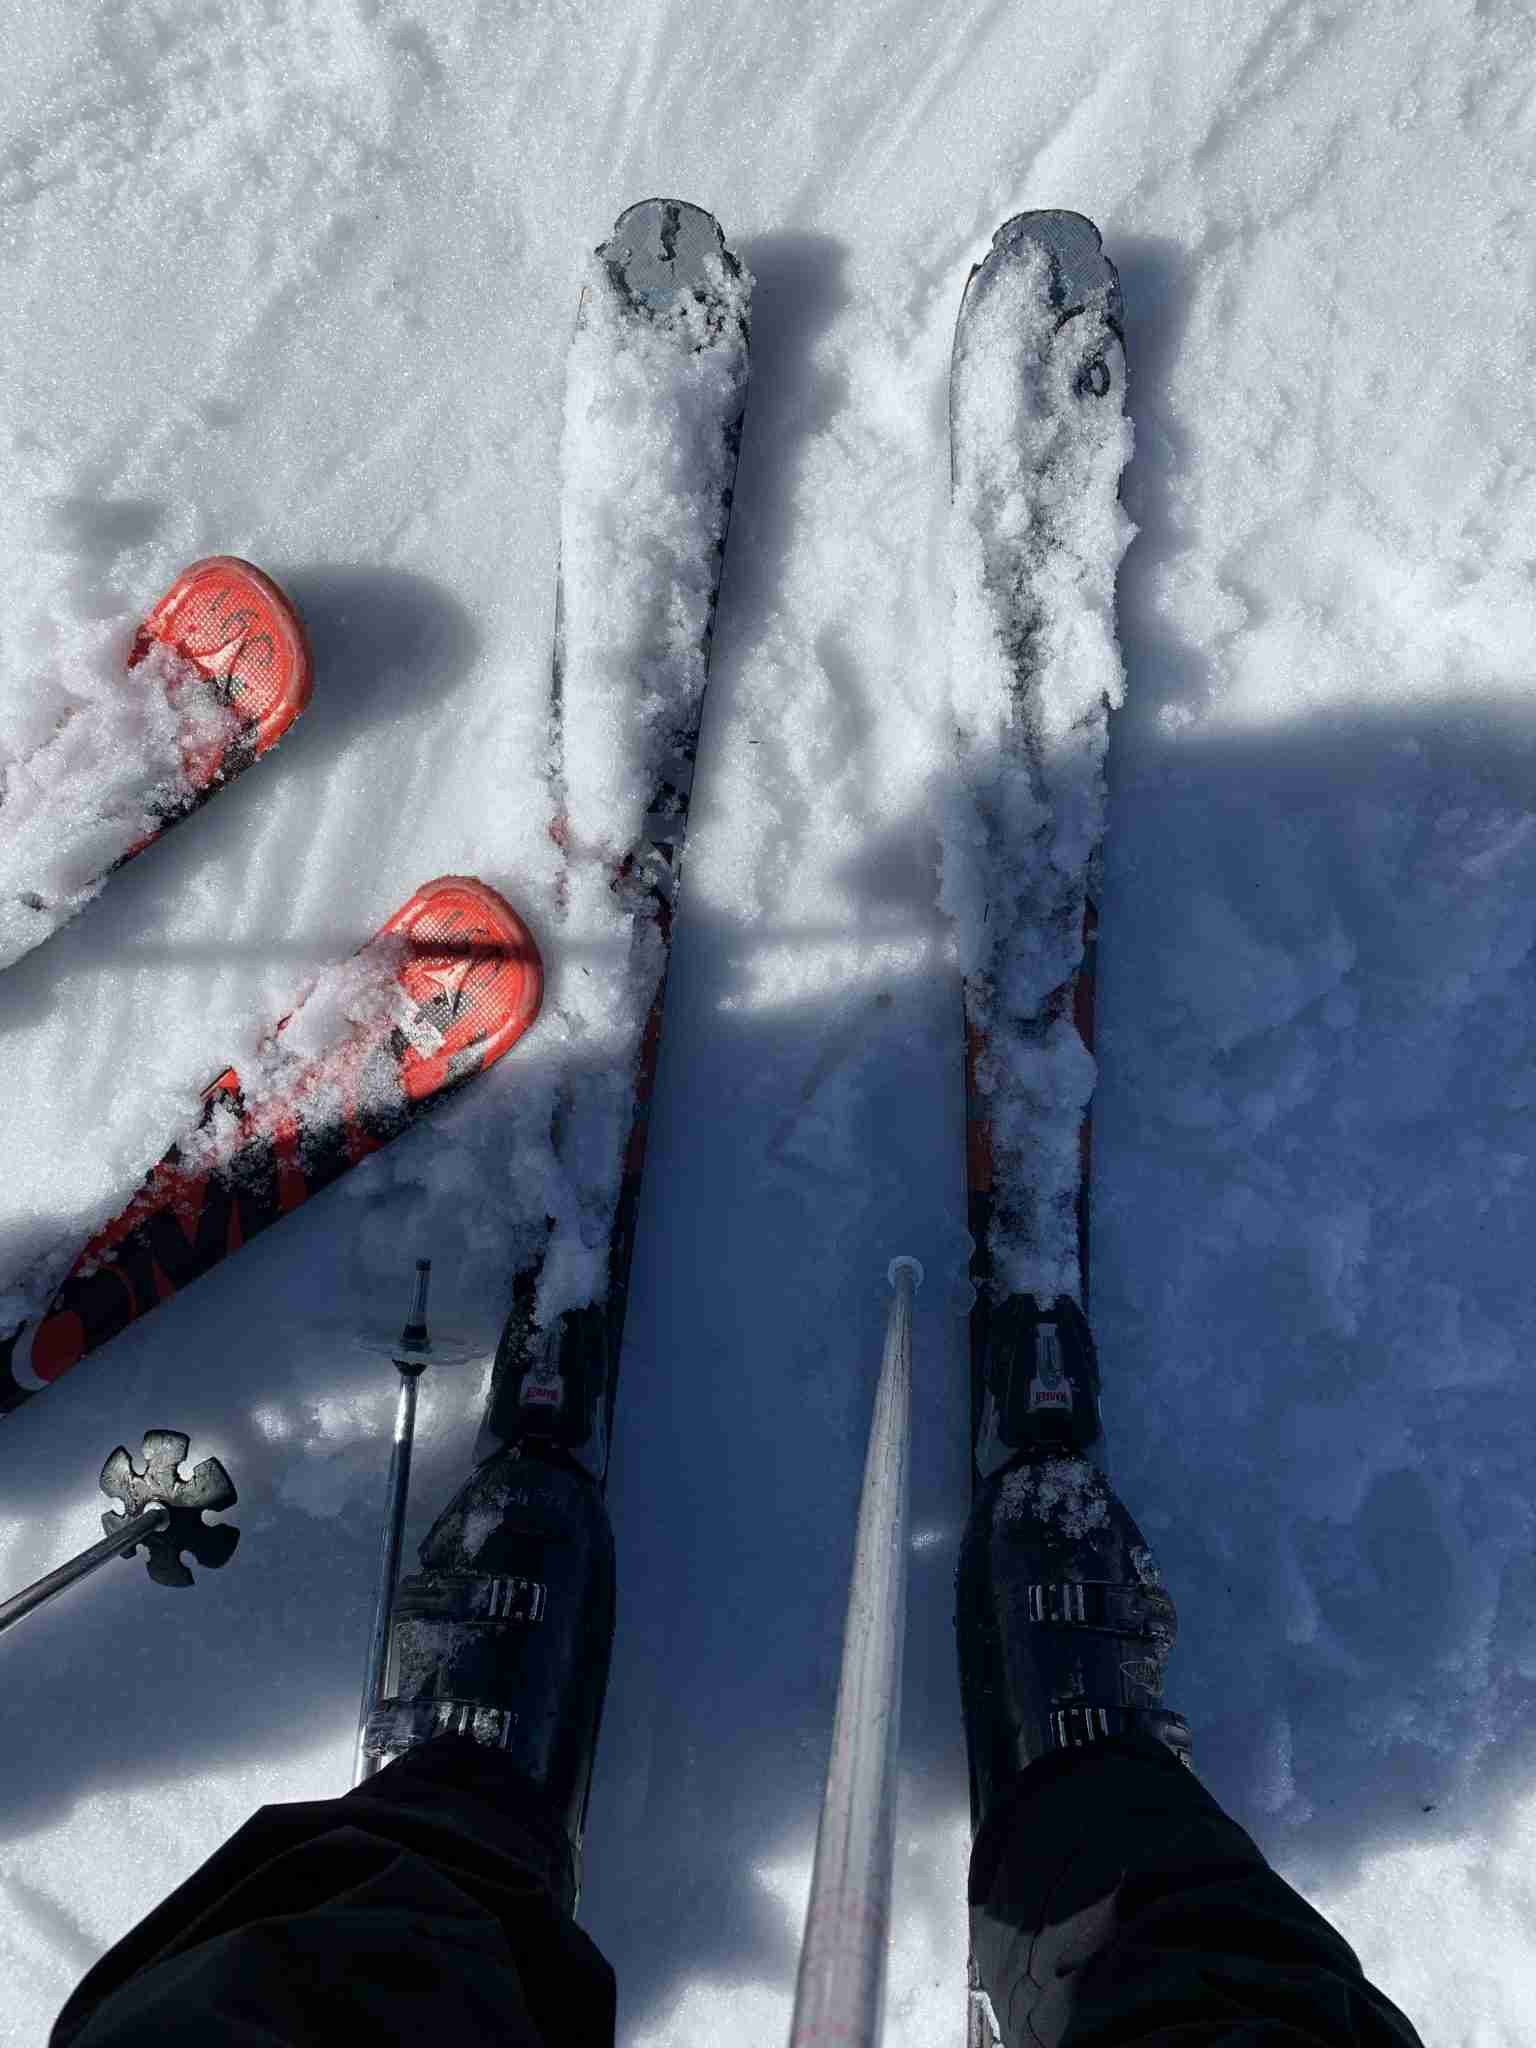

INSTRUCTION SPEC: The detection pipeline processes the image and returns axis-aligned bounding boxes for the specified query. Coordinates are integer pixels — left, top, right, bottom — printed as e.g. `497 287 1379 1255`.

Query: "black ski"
479 197 750 1487
359 206 749 1863
947 210 1135 2048
948 210 1130 1489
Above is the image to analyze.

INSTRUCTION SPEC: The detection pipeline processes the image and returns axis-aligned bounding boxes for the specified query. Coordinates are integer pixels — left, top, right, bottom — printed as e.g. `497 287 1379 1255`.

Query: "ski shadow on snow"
718 229 853 635
279 563 484 748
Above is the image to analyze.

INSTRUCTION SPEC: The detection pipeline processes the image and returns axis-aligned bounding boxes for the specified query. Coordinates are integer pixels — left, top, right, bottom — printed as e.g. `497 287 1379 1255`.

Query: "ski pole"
0 1430 238 1639
354 1258 437 1787
789 1255 923 2048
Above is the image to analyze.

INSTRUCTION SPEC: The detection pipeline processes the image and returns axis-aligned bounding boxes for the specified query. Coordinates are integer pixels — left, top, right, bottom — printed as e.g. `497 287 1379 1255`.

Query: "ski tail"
0 878 542 1415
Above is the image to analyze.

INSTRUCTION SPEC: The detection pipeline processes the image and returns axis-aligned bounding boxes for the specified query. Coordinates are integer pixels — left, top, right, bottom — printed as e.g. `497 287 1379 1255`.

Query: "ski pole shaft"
354 1260 433 1787
0 1503 171 1638
789 1255 922 2048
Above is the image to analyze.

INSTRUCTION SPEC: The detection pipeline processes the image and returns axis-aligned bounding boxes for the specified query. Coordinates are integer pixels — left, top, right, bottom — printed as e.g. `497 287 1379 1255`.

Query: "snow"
1 4 1533 2046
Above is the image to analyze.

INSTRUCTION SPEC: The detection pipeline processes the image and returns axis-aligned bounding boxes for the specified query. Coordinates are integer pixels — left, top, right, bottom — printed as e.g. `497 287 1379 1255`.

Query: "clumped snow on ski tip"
533 242 750 1331
941 235 1134 1301
0 634 239 972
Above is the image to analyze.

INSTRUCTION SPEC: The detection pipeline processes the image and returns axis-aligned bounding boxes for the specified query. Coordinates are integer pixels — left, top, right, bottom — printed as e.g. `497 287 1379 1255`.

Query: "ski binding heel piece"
974 1294 1103 1480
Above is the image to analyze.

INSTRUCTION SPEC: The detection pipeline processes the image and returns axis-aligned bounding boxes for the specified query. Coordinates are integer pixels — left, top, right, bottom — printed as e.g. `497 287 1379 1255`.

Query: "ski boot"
362 1439 615 1911
957 1296 1190 1832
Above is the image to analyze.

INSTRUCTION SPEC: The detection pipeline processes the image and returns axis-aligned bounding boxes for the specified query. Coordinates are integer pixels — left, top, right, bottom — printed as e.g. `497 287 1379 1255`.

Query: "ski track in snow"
4 1 1536 2042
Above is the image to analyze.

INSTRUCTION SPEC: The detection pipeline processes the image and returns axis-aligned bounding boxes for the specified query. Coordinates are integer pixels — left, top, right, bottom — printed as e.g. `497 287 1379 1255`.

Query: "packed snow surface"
4 3 1536 2046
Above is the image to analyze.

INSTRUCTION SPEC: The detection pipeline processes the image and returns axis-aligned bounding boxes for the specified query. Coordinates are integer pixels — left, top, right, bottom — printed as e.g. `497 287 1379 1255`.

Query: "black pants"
52 1736 1423 2048
969 1740 1424 2046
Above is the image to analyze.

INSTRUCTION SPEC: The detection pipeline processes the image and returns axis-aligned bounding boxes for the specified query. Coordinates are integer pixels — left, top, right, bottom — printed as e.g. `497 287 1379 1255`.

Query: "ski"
944 210 1133 2048
945 210 1132 1488
0 877 543 1414
476 198 751 1487
1 556 313 972
357 201 748 1828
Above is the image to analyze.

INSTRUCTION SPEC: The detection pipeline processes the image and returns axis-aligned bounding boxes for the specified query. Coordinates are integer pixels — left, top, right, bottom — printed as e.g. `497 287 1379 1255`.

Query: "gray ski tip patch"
982 210 1122 326
599 198 732 310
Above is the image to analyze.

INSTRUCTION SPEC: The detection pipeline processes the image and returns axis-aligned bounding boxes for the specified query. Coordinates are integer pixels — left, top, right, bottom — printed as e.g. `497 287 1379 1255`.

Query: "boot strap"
1027 1579 1164 1633
392 1568 547 1625
361 1696 520 1761
1049 1704 1192 1764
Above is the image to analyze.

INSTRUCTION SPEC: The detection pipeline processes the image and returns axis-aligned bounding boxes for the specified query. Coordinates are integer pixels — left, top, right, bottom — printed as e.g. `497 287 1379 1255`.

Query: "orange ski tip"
377 876 544 1101
132 555 314 763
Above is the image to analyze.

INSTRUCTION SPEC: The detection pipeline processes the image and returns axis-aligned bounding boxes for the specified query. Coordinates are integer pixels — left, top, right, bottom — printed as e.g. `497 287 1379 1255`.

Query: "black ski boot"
957 1448 1190 1830
957 1308 1190 2048
958 1298 1189 1831
362 1439 615 1910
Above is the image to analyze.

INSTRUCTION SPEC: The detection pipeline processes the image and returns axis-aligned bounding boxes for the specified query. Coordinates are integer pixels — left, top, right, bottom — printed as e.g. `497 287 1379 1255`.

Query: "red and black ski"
0 877 543 1414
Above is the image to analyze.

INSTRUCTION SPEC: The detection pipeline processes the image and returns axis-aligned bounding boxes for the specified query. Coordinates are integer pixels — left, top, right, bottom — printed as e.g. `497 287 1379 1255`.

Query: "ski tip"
378 877 544 1103
598 198 740 309
969 211 1122 328
131 555 314 775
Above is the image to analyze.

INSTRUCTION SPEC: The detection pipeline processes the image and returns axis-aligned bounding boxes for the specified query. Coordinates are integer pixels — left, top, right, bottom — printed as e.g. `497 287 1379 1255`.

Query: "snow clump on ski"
944 213 1134 1309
